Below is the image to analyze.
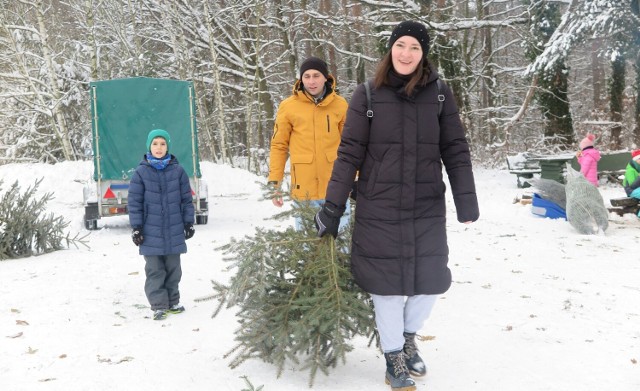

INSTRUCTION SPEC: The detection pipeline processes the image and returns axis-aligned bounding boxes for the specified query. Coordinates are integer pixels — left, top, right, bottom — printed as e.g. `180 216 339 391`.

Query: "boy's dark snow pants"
143 254 182 310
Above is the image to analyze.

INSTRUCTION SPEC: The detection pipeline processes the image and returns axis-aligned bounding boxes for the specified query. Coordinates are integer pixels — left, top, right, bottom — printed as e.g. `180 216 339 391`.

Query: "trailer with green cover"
83 77 208 230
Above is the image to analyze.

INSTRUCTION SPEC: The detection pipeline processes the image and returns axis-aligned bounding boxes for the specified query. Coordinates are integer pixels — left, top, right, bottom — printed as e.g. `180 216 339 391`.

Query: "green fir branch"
239 375 264 391
0 179 90 260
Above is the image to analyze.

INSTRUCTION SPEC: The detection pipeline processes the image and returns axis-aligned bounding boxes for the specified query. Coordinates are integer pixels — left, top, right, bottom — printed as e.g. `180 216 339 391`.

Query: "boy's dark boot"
153 309 167 321
403 332 427 377
168 303 185 314
384 350 416 391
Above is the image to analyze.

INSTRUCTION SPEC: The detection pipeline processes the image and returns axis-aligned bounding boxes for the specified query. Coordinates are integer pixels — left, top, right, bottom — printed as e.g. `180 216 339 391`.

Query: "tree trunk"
478 0 496 144
301 0 310 55
126 0 144 75
635 51 640 146
257 67 274 149
232 4 256 173
633 0 640 146
203 1 229 164
276 0 297 77
162 0 187 80
591 39 605 111
540 64 574 150
347 1 365 84
35 0 75 160
528 0 574 150
609 52 625 150
320 0 336 76
85 0 98 81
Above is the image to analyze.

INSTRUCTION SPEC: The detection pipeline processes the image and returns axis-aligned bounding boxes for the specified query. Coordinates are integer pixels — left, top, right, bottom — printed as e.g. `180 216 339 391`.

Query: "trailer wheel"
84 202 100 230
84 219 98 230
196 215 208 225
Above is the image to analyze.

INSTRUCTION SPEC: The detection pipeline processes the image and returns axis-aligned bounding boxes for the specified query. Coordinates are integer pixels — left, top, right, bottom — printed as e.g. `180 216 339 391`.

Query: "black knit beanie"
388 20 430 57
299 57 329 79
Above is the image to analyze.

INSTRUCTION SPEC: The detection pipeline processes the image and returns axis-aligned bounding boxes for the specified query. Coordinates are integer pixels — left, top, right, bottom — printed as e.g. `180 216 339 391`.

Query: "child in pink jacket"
577 133 601 186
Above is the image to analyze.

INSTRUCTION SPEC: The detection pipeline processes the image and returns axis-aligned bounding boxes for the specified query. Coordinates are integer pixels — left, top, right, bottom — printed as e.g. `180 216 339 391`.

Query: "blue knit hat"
146 129 171 152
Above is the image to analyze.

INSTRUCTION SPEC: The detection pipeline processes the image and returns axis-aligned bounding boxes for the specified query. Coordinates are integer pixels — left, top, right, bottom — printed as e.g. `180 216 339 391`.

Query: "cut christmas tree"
200 199 376 387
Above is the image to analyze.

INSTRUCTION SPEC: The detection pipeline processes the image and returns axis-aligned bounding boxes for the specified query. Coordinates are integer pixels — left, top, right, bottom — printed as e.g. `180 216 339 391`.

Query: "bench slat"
507 153 541 188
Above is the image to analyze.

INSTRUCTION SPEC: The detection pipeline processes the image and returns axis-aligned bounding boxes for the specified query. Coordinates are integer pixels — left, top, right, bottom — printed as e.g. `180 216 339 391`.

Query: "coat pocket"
325 150 337 163
365 160 381 195
290 153 314 191
364 147 390 195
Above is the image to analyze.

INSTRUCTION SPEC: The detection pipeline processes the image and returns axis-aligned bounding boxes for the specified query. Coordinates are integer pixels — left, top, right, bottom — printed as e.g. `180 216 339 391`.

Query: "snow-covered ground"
1 161 638 391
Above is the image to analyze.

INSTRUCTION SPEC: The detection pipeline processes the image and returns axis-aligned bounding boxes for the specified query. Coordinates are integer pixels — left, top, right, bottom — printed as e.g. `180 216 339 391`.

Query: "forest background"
1 0 640 173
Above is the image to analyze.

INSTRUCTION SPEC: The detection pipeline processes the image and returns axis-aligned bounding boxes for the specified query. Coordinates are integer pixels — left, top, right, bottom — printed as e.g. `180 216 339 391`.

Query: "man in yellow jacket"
268 57 349 222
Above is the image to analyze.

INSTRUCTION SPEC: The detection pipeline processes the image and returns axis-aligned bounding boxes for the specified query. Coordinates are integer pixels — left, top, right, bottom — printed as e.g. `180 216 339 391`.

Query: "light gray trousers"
371 294 438 353
143 254 182 310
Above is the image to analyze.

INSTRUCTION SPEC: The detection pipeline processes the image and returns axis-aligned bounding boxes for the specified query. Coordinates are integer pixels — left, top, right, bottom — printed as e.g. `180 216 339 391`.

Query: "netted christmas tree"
0 178 89 260
564 163 609 235
198 189 376 387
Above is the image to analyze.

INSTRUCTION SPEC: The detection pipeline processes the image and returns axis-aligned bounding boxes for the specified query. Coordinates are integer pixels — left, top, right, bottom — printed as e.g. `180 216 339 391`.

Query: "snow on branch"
524 0 581 76
524 0 629 77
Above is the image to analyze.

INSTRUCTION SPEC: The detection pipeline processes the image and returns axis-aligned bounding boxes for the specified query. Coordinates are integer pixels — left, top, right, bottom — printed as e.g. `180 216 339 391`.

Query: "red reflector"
103 188 116 199
191 188 195 195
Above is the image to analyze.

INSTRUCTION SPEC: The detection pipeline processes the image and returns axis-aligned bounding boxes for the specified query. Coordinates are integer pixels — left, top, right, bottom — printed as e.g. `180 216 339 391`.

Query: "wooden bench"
608 197 640 216
506 153 541 188
528 151 632 184
569 151 630 183
599 151 629 184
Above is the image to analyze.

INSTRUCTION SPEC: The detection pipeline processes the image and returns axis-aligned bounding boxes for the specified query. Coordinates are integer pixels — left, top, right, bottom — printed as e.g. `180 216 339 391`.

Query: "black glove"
184 223 195 240
349 181 358 201
132 227 144 246
314 201 345 238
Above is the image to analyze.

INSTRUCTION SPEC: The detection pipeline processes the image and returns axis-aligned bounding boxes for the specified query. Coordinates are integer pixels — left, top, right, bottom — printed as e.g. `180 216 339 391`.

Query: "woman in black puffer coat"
314 21 479 390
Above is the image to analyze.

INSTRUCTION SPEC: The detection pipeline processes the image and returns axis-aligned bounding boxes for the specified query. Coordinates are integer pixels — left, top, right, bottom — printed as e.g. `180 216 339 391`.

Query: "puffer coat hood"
128 154 195 256
325 65 479 296
268 75 348 201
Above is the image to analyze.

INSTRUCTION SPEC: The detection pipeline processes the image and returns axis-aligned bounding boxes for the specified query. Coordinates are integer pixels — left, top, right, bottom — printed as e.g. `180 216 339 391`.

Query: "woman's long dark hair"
373 51 431 96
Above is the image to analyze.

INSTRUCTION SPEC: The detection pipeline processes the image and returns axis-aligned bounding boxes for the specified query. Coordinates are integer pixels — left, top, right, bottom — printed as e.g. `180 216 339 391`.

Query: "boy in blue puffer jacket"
128 129 195 320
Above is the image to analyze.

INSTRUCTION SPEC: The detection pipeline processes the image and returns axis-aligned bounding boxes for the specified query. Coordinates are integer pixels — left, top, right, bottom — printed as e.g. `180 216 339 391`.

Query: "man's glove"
132 227 144 246
314 201 345 238
184 223 195 240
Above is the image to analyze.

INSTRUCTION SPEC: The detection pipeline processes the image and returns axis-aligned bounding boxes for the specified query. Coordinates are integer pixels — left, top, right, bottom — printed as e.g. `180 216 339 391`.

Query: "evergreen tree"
0 179 88 260
200 196 376 387
526 0 574 150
